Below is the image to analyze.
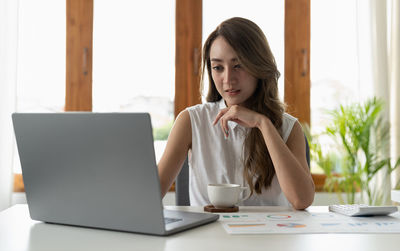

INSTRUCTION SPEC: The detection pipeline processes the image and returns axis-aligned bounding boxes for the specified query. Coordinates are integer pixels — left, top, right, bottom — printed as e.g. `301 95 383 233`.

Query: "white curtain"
370 0 390 204
389 0 400 189
370 0 400 203
0 0 19 211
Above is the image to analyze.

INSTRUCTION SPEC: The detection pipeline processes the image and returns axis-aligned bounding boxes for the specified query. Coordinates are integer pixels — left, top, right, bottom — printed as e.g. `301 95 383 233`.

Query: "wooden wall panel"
284 0 310 125
175 0 202 117
65 0 93 111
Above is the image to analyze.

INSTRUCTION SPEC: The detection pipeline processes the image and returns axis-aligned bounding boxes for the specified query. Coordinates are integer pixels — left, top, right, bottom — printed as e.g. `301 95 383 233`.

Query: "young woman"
158 17 314 210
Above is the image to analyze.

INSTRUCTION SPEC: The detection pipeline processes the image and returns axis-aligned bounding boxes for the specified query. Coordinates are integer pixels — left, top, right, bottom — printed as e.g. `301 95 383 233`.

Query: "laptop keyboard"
164 217 183 224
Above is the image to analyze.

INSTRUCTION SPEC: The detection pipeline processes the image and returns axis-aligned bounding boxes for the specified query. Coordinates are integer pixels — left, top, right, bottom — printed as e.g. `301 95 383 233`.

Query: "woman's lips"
226 89 240 96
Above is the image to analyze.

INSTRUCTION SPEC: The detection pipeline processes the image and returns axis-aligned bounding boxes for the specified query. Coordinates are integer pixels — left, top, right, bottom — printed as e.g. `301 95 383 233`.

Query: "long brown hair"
201 17 285 195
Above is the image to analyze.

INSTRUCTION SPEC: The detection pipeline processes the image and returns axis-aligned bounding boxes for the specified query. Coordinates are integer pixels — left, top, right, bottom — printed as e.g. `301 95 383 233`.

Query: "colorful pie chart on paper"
228 223 266 228
277 223 306 228
266 214 291 219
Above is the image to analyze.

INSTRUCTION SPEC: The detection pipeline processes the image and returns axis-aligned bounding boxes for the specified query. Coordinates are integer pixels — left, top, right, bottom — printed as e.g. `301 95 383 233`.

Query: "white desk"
1 204 399 251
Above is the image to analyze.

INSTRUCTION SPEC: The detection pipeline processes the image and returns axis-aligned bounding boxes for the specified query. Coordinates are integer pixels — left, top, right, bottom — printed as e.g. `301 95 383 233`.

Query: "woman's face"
209 36 258 107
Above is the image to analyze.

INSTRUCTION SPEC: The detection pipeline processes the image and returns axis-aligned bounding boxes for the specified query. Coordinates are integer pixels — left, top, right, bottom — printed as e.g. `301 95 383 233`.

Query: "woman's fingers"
220 116 230 137
214 105 259 138
215 109 233 138
213 109 230 137
212 108 228 125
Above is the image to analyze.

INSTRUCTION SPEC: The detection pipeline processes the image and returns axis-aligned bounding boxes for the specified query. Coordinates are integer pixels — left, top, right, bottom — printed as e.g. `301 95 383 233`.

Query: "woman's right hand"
213 104 265 137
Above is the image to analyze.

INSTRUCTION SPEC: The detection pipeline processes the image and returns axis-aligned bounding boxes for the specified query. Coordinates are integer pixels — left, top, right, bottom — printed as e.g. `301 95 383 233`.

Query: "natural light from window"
92 0 175 162
13 0 374 174
310 0 374 173
14 0 65 173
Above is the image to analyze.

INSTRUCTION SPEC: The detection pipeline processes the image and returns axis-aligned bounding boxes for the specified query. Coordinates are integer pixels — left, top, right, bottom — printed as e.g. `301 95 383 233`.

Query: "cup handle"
238 186 250 204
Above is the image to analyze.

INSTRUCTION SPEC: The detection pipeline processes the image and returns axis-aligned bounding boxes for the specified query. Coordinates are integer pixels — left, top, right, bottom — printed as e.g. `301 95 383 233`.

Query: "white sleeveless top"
186 100 298 206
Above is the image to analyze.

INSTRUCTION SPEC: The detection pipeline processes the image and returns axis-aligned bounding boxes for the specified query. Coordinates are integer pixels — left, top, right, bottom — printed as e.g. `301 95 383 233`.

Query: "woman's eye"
234 64 241 69
212 66 222 71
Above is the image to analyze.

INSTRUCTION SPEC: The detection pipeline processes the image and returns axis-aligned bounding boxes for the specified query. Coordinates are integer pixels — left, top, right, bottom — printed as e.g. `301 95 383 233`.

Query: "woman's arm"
258 118 314 210
214 105 314 209
158 110 192 198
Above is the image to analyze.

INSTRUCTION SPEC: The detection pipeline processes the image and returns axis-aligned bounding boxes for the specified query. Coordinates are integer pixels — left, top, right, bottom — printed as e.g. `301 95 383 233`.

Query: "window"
12 0 313 191
92 0 175 161
16 0 65 113
310 0 373 173
14 0 65 173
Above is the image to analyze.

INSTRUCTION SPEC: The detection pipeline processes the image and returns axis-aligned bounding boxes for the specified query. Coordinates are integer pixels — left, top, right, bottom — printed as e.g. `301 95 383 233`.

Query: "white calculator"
329 204 398 217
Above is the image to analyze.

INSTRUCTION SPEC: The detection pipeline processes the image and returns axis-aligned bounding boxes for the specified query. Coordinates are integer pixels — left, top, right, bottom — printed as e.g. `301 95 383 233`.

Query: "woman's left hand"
213 105 265 137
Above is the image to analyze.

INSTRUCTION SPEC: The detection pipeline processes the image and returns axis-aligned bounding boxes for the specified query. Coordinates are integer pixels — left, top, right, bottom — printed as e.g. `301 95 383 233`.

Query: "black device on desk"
12 112 218 236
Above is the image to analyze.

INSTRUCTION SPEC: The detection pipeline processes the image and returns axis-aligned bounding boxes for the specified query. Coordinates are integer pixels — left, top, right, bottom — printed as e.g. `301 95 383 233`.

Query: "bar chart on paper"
218 212 400 234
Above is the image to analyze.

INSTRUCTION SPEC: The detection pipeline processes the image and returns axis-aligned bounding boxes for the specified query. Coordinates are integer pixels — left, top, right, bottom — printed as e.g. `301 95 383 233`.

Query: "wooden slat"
284 0 310 125
13 174 24 192
65 0 93 111
174 0 202 117
171 0 202 192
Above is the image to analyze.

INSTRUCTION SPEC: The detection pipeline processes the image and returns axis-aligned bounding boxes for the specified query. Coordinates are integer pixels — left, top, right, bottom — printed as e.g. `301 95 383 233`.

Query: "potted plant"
307 97 400 205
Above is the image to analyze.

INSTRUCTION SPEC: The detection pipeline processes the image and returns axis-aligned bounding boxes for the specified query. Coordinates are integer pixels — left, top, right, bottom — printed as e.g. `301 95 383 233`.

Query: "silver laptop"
12 112 218 236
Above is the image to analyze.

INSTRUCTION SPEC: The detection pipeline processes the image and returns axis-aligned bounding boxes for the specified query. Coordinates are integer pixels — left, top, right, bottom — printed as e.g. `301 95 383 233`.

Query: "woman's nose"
223 68 235 85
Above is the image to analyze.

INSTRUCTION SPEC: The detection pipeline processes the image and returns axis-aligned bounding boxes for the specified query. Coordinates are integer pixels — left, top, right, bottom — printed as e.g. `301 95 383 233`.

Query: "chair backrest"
175 135 311 206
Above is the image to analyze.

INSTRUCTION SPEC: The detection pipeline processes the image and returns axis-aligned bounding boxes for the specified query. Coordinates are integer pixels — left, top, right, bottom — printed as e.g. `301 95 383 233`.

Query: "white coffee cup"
207 183 250 208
